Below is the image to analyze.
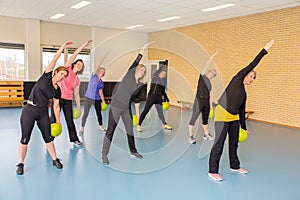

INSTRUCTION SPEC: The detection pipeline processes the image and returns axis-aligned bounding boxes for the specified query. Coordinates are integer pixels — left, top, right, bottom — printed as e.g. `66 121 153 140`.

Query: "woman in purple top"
80 53 108 135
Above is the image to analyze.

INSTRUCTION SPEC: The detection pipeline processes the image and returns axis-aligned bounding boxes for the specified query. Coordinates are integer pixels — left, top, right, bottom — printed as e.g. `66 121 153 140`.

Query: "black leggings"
138 94 166 126
102 105 137 155
20 104 53 144
209 120 240 173
189 97 210 126
81 97 103 127
50 98 79 142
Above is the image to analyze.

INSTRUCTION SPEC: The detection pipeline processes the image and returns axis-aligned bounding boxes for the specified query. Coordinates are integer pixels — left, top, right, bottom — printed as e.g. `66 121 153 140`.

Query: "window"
42 47 65 71
42 47 91 81
0 43 25 80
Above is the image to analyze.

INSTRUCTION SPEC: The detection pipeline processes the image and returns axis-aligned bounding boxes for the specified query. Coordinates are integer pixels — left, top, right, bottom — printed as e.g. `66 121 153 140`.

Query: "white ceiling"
0 0 299 32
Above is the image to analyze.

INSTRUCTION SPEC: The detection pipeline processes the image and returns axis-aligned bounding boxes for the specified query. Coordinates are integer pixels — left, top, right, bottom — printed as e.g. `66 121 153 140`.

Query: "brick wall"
149 7 300 128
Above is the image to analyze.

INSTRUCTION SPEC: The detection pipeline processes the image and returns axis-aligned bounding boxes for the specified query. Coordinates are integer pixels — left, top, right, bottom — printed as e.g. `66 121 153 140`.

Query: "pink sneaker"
208 173 223 181
230 167 248 174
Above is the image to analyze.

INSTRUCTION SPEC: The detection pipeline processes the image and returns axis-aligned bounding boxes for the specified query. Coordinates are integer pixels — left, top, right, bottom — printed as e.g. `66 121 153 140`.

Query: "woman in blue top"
79 53 108 135
16 41 73 175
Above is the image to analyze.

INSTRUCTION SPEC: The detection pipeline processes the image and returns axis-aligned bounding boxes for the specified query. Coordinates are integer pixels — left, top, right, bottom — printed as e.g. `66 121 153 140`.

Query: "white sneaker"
188 136 196 144
130 152 143 159
230 167 248 174
203 133 214 141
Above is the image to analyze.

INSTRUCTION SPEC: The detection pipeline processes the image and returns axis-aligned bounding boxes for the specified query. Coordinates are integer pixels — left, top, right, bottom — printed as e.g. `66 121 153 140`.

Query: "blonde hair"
208 69 217 77
96 67 106 75
136 64 146 80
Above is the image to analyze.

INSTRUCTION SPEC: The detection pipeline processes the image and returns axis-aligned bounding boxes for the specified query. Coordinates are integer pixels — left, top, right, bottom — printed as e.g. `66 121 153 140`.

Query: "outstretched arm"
264 40 275 51
65 39 93 67
128 41 154 71
139 41 154 55
201 51 218 75
235 40 275 79
93 52 109 74
46 41 73 73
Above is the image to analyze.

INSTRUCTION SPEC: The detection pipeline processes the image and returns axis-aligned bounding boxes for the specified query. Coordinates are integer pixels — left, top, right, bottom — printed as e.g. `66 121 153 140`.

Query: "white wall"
0 16 149 81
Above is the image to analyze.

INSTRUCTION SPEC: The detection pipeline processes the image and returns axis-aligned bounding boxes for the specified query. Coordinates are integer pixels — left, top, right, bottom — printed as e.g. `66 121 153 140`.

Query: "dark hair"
72 59 84 75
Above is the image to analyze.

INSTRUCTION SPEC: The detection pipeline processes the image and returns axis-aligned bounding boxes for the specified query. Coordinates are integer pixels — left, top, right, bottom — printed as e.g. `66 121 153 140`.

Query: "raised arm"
128 41 154 71
264 39 275 51
201 51 218 75
139 41 154 55
94 52 109 74
235 40 275 79
65 39 93 67
45 41 73 73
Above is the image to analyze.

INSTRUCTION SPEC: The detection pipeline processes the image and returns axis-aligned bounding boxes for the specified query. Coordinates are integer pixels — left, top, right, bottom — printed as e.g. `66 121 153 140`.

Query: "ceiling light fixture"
201 3 236 12
126 24 144 29
50 13 65 19
157 16 180 22
71 1 92 9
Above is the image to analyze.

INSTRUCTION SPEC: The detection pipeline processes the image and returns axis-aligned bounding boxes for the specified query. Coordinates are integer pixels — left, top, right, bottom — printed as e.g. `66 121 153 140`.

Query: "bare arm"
99 89 105 103
201 51 218 75
46 41 73 73
94 52 109 74
139 41 154 55
65 39 93 67
73 85 81 111
135 103 140 118
53 98 61 125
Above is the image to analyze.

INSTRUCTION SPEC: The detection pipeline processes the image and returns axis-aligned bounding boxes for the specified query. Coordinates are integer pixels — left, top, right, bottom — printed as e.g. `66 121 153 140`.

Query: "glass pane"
0 48 25 80
42 51 65 71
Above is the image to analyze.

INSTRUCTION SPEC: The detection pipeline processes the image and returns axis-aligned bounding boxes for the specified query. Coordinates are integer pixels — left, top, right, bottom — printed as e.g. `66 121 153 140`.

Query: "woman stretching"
102 42 152 165
137 60 172 132
188 51 217 144
16 41 72 175
79 53 108 135
208 40 274 181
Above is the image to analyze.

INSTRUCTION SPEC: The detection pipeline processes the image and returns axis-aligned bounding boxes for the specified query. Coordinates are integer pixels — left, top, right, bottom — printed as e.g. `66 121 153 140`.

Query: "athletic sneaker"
102 154 109 165
203 133 214 141
73 140 83 146
52 158 63 169
208 173 223 181
163 124 173 130
137 125 142 132
230 167 248 174
130 152 143 159
16 163 24 175
188 136 196 144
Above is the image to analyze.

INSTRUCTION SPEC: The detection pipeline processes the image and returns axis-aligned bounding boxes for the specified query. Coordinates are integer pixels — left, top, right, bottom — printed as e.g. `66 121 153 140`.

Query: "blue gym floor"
0 105 299 200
